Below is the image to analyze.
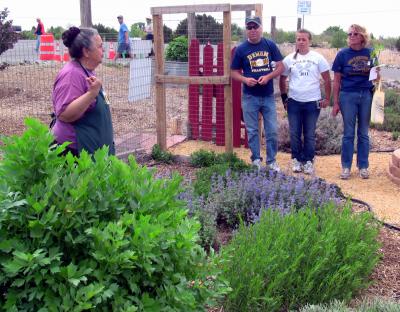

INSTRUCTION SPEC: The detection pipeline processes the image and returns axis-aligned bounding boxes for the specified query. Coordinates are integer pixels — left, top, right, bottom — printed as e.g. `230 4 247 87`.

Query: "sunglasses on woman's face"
246 24 260 30
347 32 360 37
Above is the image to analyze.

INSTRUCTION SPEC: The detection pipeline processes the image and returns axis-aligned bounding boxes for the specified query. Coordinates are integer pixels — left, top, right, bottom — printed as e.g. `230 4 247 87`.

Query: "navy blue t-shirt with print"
231 38 283 97
331 47 373 91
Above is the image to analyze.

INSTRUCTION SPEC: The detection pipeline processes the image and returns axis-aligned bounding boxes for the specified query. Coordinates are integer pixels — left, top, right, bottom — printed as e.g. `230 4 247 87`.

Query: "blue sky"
2 0 399 38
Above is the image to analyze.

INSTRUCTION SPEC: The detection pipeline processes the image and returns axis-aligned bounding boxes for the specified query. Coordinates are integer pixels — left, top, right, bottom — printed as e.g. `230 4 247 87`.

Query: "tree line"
1 7 400 56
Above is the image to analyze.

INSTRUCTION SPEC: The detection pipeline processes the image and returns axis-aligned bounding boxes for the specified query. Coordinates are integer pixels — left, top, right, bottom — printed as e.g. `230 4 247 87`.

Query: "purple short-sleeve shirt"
52 61 96 149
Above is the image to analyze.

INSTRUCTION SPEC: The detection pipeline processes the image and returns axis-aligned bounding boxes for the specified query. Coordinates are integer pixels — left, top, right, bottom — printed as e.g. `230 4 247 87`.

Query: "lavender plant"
207 168 342 227
180 167 343 248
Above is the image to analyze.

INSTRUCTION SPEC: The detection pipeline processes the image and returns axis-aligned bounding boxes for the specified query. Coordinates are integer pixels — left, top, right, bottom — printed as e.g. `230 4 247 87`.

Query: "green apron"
74 62 115 155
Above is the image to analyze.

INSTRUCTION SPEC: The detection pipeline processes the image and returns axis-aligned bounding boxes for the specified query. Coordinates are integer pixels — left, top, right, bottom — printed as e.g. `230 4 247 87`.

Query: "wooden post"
223 10 232 153
188 13 196 43
244 10 251 40
297 17 302 30
80 0 92 27
256 5 265 151
154 14 167 150
271 16 276 41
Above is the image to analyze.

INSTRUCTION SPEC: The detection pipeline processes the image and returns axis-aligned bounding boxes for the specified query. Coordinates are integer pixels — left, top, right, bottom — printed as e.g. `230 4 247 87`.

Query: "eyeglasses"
347 32 360 37
246 24 260 30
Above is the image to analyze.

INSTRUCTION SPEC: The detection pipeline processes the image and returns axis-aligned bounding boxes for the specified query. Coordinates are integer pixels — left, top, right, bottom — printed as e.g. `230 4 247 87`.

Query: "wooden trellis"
151 3 263 152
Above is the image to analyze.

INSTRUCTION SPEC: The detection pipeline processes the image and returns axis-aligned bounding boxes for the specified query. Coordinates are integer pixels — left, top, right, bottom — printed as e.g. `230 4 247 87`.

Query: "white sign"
297 1 311 15
128 58 152 102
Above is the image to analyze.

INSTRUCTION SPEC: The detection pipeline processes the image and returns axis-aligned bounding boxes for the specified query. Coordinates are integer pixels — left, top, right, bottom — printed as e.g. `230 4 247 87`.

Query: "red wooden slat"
231 46 244 147
215 43 224 146
201 43 213 141
188 39 200 139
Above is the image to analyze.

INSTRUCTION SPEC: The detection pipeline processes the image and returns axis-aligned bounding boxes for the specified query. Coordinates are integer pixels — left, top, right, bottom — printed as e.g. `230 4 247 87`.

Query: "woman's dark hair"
62 27 98 59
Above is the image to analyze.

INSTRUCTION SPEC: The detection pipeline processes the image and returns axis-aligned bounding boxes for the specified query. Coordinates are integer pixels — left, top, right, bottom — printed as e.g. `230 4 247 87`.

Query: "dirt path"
169 141 400 227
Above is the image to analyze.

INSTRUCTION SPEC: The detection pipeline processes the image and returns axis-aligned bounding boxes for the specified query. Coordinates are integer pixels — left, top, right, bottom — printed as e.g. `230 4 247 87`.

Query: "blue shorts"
117 42 131 54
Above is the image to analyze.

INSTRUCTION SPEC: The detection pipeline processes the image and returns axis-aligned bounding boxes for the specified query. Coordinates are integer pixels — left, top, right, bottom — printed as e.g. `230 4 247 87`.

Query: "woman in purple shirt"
52 27 114 156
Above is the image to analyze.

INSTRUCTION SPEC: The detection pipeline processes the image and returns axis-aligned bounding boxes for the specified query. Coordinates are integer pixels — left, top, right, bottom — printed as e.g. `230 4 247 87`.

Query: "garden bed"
141 156 400 304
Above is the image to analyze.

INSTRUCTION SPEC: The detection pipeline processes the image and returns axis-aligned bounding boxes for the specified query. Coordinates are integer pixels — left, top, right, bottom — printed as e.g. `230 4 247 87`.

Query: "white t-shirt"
282 50 330 102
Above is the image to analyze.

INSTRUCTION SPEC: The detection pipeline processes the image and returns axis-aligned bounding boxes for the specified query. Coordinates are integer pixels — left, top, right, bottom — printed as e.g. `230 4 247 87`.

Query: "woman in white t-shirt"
279 29 331 175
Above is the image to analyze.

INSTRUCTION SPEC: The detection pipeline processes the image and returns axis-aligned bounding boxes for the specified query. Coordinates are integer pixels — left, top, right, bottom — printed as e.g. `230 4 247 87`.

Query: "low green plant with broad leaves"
151 143 174 163
0 118 230 311
220 204 381 312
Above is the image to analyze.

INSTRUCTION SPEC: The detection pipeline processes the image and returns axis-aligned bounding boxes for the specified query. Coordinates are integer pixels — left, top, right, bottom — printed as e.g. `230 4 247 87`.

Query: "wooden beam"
255 3 263 18
153 14 167 150
152 4 231 15
155 75 230 85
231 4 258 11
223 10 233 153
80 0 92 27
187 12 196 43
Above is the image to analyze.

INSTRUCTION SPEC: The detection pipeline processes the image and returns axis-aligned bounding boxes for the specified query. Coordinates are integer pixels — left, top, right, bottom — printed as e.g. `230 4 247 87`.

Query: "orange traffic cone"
39 34 55 61
108 42 116 60
63 46 70 62
53 41 61 62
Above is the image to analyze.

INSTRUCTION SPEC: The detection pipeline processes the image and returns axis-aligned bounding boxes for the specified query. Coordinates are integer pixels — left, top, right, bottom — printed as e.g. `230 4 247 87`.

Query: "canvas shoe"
340 168 351 180
291 158 302 173
303 161 314 175
252 159 262 170
268 161 281 172
359 168 369 179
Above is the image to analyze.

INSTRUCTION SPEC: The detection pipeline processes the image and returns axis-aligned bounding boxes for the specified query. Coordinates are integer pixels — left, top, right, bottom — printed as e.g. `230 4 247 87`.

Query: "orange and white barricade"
63 46 70 62
39 34 55 61
53 41 62 62
108 42 116 59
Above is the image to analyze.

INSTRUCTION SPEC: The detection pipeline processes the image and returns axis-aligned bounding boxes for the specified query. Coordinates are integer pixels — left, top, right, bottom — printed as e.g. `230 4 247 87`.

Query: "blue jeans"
242 93 278 164
35 35 41 52
339 89 372 170
287 98 320 162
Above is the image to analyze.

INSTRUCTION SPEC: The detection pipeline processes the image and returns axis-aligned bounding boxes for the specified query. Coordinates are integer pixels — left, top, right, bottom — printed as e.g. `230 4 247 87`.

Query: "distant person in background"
115 15 131 60
145 17 153 40
34 18 44 53
52 26 115 156
145 17 154 57
279 29 331 175
332 24 377 180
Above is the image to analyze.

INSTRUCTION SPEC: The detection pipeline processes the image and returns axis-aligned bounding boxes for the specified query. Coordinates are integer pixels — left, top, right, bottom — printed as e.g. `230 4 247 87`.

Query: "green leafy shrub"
392 131 399 141
151 143 174 163
165 36 188 62
279 107 344 155
190 149 219 167
0 119 230 311
221 204 381 312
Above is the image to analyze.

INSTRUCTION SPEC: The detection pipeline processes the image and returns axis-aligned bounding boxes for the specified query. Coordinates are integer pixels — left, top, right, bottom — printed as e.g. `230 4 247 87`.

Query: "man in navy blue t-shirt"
231 16 284 171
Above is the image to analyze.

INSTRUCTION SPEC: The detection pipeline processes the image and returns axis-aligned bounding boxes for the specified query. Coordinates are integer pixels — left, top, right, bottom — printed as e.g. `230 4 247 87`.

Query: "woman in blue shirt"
332 24 377 180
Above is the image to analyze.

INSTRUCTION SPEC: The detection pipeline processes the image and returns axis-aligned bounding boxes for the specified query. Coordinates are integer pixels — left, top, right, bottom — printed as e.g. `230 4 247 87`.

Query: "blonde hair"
347 24 369 48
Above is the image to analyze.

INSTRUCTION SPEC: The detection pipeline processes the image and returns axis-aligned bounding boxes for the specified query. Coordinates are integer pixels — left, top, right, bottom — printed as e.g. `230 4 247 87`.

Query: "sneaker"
252 159 262 170
268 161 281 172
340 168 351 180
292 158 302 173
303 161 314 175
359 168 369 179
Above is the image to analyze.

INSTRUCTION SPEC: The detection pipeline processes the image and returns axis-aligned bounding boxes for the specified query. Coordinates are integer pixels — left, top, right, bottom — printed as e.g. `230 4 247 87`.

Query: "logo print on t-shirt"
348 56 369 75
247 51 271 73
